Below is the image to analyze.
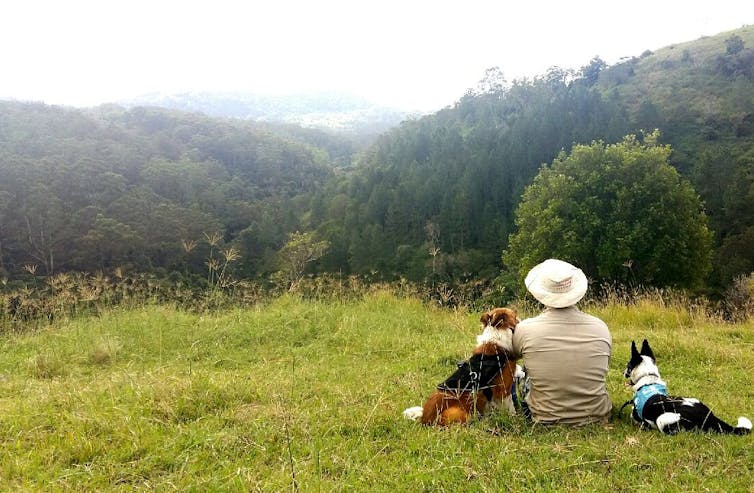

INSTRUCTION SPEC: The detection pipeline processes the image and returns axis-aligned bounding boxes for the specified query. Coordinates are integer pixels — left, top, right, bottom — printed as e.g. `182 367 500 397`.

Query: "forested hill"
596 27 754 288
305 26 754 293
121 91 413 138
2 26 754 296
598 26 754 287
305 68 632 286
0 102 354 279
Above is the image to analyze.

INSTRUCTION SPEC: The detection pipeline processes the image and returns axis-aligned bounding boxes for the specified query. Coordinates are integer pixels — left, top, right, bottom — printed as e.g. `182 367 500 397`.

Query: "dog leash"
617 398 634 418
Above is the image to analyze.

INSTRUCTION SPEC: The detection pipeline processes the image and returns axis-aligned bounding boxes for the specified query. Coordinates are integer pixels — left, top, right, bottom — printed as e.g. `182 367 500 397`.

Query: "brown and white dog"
403 307 520 425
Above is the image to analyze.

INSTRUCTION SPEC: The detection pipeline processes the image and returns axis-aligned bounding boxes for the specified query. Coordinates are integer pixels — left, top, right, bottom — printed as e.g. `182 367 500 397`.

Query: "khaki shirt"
512 306 612 425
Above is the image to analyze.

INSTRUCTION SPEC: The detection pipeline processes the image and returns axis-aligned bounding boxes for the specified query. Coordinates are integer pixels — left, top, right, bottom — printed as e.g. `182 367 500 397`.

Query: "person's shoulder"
575 308 609 328
517 313 546 327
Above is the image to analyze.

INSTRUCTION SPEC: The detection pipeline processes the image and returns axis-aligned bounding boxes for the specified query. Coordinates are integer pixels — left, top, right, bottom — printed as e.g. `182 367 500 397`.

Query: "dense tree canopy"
307 69 631 283
2 27 754 296
0 102 341 280
503 133 712 290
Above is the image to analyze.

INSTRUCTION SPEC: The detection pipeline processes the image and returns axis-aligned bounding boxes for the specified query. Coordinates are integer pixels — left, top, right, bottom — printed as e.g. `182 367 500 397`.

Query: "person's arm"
511 326 525 360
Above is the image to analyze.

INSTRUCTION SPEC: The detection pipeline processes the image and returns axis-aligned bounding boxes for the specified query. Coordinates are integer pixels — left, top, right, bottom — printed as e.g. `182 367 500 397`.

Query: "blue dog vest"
633 383 668 419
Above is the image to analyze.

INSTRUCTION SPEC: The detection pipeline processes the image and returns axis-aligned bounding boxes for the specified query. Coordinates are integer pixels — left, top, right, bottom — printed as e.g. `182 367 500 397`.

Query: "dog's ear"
630 341 642 365
640 339 655 360
480 312 490 325
626 341 643 379
496 308 517 329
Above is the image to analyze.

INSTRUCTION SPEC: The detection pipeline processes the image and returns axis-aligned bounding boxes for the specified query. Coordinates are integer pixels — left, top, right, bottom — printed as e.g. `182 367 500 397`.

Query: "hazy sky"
3 0 754 111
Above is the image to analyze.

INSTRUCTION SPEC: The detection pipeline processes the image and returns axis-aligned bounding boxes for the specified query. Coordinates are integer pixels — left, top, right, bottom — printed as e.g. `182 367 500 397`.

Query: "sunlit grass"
0 292 752 491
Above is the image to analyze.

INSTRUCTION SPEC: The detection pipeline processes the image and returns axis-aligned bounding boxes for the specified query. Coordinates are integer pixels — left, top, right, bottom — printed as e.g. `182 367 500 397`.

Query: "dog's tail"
733 416 752 435
707 415 752 435
692 407 752 434
402 406 423 421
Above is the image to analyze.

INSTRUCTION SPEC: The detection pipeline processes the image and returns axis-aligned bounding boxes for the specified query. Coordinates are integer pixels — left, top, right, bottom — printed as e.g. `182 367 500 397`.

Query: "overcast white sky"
2 0 754 112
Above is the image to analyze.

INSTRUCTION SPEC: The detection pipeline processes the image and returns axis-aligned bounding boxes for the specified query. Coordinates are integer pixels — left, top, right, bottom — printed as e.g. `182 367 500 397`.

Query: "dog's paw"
737 416 752 431
403 406 423 421
504 396 517 416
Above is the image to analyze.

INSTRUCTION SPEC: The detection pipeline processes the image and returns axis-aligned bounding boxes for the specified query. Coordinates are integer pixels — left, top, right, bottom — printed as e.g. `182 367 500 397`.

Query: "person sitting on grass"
512 258 612 425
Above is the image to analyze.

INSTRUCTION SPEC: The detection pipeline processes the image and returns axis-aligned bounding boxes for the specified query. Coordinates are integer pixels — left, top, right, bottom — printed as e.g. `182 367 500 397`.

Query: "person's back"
513 306 611 424
511 258 612 425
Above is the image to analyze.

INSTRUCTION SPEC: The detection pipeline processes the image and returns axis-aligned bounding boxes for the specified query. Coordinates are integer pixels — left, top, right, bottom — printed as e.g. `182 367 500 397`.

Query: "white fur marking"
656 412 681 432
514 364 525 380
682 398 700 406
476 325 513 350
630 356 665 391
737 416 752 430
503 395 516 415
403 406 423 421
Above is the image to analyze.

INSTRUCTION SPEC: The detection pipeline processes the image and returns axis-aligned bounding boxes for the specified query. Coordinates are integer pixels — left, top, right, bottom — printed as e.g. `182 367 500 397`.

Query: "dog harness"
633 383 668 420
436 352 509 401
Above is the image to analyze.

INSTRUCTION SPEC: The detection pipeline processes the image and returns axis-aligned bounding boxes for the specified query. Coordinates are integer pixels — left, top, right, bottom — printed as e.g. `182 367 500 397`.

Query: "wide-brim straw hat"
524 258 588 308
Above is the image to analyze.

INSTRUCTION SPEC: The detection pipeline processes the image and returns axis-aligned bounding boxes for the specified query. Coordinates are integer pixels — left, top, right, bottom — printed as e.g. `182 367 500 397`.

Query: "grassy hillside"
600 25 754 121
0 293 752 491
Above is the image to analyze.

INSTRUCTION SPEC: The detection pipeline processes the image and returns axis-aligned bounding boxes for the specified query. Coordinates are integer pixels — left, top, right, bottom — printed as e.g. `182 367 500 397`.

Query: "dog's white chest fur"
630 356 663 391
476 325 513 350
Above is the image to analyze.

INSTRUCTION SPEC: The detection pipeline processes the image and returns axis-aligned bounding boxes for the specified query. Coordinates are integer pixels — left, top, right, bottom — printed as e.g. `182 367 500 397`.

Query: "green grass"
0 291 752 491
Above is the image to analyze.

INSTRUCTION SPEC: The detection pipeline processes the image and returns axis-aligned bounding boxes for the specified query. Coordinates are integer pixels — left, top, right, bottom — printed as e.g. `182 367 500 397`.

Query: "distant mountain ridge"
120 91 417 134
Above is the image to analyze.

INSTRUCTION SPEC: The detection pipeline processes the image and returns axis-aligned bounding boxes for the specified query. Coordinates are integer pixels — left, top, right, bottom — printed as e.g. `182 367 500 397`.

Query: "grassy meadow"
0 290 753 491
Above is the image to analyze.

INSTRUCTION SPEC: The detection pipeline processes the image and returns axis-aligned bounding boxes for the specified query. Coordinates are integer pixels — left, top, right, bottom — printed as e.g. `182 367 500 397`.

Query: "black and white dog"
623 339 752 435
